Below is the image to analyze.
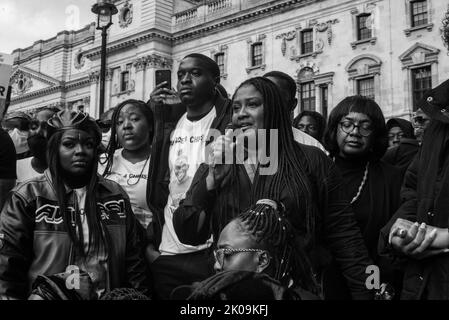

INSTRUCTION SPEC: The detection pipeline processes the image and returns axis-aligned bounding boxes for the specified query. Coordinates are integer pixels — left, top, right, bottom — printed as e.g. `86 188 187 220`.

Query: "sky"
0 0 95 54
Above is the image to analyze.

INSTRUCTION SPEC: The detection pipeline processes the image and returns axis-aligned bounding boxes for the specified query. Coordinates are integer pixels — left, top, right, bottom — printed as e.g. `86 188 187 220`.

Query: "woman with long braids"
323 96 402 298
173 77 374 299
175 199 319 300
0 110 148 299
100 99 154 228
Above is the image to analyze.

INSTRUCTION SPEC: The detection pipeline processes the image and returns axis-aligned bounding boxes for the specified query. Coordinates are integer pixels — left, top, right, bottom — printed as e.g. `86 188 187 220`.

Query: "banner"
0 52 14 121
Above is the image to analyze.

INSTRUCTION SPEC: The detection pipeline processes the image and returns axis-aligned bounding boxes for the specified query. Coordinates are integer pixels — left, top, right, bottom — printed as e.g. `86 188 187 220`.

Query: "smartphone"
155 69 171 89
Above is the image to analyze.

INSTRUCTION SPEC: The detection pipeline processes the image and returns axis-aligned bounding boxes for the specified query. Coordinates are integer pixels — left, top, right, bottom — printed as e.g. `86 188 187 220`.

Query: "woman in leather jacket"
0 110 148 300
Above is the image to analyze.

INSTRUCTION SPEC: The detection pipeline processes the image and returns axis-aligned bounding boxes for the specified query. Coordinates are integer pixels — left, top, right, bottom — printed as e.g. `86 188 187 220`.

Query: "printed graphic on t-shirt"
160 107 216 255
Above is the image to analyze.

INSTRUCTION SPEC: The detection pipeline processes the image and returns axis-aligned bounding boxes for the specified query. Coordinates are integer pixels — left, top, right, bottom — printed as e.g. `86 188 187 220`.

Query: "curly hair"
442 5 449 49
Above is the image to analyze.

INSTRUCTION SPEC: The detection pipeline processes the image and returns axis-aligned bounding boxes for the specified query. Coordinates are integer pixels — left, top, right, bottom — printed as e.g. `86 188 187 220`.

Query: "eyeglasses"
339 120 373 137
213 248 269 268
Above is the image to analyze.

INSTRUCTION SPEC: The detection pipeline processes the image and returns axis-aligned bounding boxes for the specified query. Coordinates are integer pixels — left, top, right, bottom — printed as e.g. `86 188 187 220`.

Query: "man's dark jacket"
146 91 232 248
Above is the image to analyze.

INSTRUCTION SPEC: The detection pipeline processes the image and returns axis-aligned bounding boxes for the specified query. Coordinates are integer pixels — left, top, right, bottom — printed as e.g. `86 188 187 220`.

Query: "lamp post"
91 1 118 117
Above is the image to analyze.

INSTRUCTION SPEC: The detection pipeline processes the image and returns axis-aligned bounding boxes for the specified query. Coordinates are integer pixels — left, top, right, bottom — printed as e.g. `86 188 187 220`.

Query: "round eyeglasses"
213 248 269 268
339 120 373 137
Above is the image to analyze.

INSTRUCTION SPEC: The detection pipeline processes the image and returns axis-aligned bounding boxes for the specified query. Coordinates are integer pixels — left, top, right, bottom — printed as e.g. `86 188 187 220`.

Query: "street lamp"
91 0 118 117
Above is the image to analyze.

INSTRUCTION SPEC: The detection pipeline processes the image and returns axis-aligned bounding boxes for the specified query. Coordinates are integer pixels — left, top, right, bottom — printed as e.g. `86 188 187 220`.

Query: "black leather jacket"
0 170 148 299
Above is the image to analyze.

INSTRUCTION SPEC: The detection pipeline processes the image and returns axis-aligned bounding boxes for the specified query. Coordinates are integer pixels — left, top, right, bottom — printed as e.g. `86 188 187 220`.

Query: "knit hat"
418 78 449 124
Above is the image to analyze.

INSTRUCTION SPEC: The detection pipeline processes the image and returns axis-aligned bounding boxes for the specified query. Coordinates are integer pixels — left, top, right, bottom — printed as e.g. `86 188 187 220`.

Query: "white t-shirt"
159 107 216 255
99 149 152 228
16 157 41 184
292 127 327 153
72 187 108 298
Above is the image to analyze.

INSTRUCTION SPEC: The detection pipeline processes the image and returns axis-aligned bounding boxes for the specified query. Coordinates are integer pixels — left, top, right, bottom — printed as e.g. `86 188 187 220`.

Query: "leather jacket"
0 170 148 299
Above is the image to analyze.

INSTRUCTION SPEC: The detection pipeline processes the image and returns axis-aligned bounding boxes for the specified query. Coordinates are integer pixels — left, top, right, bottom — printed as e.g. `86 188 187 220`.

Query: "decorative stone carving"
11 72 33 95
297 61 320 75
89 71 100 83
119 1 133 28
315 19 339 45
106 68 114 81
144 54 173 69
275 31 296 56
133 57 147 71
74 50 85 70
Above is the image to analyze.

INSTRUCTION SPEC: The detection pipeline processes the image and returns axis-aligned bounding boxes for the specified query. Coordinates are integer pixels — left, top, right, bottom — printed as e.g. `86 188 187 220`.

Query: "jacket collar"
43 168 117 195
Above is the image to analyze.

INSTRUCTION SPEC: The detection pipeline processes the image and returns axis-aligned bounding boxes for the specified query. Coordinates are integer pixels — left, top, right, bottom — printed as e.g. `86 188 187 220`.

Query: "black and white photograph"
0 0 449 313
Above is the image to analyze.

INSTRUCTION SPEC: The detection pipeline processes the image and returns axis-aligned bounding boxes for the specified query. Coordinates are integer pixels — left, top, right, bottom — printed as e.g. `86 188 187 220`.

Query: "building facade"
9 0 449 120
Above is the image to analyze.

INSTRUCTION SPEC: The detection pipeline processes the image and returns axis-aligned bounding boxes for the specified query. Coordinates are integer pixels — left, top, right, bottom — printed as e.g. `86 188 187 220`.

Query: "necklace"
350 162 369 204
126 155 150 186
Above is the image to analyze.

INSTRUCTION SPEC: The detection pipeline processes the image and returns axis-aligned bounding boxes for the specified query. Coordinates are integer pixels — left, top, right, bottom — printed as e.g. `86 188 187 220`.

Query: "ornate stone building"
9 0 449 120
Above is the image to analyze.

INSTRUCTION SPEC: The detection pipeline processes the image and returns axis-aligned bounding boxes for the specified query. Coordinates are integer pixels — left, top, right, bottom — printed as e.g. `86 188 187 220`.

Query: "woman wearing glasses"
323 95 402 297
173 77 374 299
176 199 319 300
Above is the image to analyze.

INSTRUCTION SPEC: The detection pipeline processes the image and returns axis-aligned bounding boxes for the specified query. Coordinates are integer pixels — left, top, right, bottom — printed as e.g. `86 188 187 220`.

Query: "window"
357 77 375 100
251 43 263 67
412 66 432 110
120 63 132 92
301 30 314 55
215 53 225 76
300 82 316 112
411 0 428 27
321 85 328 121
357 14 372 41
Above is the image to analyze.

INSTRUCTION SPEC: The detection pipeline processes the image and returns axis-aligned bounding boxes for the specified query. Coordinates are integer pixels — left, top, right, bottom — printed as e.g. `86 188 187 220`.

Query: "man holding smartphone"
146 53 232 299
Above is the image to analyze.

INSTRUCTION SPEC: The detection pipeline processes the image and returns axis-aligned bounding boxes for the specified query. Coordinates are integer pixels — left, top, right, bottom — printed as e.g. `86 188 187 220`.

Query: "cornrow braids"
236 200 318 293
238 77 316 240
102 99 154 176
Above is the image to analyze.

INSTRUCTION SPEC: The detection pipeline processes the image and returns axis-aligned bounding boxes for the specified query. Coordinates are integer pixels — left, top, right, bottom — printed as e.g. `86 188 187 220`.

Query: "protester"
383 115 422 180
263 71 326 151
324 96 402 297
378 10 449 299
16 107 58 184
0 86 16 209
293 110 326 142
386 118 414 148
146 53 232 299
100 99 153 229
173 77 374 300
2 111 32 160
172 199 319 300
97 107 115 154
0 109 148 299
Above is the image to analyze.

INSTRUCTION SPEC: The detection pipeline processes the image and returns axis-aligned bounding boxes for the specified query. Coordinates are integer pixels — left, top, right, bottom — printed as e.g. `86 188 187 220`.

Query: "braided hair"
234 199 318 293
47 123 104 257
217 77 316 244
101 99 154 176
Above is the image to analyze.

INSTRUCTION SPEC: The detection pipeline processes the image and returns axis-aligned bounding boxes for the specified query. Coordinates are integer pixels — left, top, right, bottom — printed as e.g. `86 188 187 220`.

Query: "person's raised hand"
149 82 177 104
206 131 235 191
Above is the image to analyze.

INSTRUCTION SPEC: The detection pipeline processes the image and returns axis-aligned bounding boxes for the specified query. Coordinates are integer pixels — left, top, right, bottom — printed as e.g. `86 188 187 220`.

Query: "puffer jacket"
0 170 148 299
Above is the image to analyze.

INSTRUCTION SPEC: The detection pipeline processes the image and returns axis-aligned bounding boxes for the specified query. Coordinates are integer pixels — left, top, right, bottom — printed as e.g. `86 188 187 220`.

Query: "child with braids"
173 77 374 299
174 199 319 300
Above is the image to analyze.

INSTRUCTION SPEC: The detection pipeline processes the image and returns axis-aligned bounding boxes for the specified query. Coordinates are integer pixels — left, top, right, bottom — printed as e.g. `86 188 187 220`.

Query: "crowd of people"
0 12 449 301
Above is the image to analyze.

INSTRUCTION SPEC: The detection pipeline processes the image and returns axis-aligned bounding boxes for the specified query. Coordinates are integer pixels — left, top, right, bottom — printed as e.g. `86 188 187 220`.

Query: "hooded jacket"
0 170 148 299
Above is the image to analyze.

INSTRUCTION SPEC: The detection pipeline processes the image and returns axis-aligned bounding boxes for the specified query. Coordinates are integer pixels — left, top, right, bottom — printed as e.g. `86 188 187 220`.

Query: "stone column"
89 71 100 118
133 57 147 101
105 68 114 112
